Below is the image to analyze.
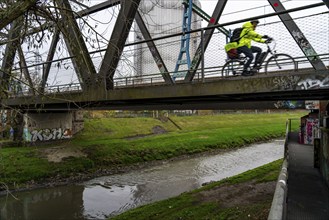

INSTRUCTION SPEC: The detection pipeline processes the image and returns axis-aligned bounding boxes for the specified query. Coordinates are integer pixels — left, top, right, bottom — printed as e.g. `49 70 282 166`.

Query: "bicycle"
221 39 297 77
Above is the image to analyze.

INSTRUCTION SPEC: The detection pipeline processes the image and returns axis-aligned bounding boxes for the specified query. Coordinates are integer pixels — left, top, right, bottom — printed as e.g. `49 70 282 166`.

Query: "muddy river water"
0 139 284 219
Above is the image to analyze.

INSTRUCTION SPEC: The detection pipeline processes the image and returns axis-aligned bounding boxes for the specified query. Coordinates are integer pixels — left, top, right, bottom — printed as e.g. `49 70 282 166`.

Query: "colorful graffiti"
304 118 319 145
274 100 304 109
292 30 318 60
30 128 72 142
273 76 300 90
297 76 329 90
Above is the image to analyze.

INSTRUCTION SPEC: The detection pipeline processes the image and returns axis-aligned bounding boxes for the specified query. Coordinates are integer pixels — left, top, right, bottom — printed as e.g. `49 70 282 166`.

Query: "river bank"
0 139 280 195
1 140 284 219
0 112 304 193
111 159 283 220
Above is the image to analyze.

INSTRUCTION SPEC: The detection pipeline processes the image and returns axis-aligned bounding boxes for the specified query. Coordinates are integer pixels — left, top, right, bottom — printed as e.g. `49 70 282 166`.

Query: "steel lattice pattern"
0 0 328 93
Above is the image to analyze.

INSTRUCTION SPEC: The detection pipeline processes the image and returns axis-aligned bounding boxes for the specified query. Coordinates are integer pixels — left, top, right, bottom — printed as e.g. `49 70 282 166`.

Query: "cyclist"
237 20 272 76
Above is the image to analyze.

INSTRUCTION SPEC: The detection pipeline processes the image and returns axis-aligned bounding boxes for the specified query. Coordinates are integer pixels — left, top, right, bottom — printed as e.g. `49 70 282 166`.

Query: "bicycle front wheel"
265 53 296 74
221 59 244 78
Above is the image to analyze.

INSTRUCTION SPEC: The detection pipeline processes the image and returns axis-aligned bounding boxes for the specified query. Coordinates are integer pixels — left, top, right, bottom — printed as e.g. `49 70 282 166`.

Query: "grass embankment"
0 112 304 190
111 159 283 220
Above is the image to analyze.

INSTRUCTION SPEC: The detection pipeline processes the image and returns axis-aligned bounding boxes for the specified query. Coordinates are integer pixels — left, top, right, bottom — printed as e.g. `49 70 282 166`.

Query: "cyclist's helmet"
251 20 260 25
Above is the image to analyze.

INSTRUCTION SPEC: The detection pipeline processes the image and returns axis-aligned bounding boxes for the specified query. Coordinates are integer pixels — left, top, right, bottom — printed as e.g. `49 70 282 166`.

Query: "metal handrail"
268 118 300 220
268 159 288 220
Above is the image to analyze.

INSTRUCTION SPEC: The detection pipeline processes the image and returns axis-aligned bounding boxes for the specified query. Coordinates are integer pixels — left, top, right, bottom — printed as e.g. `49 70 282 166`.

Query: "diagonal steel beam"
0 0 37 30
188 0 229 36
135 11 174 85
0 19 22 96
39 28 60 94
55 0 97 89
17 46 35 95
267 0 327 70
184 0 228 82
99 0 141 90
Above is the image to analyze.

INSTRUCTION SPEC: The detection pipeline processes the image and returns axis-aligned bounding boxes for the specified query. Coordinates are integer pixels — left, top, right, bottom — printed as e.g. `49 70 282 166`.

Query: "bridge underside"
3 70 329 110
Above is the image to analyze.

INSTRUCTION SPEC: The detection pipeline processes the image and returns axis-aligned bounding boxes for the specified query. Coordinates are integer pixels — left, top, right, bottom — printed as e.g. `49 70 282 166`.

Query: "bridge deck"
286 132 329 220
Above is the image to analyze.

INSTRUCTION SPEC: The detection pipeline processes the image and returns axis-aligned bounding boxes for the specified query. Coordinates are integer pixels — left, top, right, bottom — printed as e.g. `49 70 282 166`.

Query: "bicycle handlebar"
265 38 276 51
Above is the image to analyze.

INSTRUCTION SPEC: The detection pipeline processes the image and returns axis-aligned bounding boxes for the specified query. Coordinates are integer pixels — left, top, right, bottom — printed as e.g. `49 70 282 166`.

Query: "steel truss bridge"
0 0 329 110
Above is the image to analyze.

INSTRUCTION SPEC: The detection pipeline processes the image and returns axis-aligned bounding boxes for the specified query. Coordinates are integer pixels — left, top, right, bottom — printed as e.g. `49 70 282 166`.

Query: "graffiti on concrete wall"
304 118 319 145
292 30 318 60
31 128 72 142
270 75 329 91
297 76 329 90
274 100 304 109
305 100 319 110
273 76 300 90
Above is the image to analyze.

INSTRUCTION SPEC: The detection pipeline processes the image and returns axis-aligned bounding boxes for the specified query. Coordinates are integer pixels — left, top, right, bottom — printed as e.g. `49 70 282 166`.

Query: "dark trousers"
237 46 262 70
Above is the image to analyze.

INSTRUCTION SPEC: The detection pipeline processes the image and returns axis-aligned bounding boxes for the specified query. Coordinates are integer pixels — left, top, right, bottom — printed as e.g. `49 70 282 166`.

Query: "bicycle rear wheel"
265 53 296 74
221 59 244 78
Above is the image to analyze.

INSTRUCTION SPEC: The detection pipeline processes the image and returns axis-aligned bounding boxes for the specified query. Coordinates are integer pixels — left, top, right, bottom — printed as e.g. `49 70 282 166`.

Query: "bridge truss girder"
0 19 22 95
184 0 228 82
0 0 328 104
98 0 141 90
3 70 329 111
0 0 144 95
135 11 174 85
184 0 327 82
17 45 35 95
55 0 97 89
268 0 327 70
39 29 60 94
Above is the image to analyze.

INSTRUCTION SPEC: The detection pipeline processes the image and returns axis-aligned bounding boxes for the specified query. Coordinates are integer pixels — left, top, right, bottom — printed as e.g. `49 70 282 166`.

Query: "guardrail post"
296 61 299 70
201 28 205 82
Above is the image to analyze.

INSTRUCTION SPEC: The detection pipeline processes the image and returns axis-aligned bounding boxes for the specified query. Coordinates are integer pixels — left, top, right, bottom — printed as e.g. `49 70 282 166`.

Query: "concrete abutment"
16 111 84 142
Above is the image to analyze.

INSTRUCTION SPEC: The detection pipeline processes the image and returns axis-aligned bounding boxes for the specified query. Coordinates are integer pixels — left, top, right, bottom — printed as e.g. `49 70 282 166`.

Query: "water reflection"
0 185 84 220
0 140 284 219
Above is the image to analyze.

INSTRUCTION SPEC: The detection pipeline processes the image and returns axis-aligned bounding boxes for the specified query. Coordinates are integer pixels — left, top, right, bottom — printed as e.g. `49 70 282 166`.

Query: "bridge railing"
268 118 300 220
268 158 288 220
6 52 328 98
7 83 82 98
44 83 82 94
7 52 328 98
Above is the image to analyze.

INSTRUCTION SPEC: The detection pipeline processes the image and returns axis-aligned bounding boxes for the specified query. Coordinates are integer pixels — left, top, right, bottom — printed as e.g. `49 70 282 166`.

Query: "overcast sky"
199 0 326 26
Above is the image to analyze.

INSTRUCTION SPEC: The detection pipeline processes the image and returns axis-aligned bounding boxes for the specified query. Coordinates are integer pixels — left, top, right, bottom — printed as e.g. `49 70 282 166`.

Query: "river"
0 139 284 220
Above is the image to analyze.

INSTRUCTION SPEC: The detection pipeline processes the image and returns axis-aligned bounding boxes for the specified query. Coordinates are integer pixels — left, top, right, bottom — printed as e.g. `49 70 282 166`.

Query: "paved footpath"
286 132 329 220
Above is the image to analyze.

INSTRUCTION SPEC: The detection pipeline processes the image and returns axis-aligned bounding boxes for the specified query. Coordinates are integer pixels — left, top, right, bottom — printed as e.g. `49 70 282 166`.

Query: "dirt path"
40 146 86 162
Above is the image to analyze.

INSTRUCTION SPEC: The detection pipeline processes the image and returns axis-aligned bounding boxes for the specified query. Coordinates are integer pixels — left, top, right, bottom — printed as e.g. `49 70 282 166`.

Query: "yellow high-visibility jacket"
237 21 266 48
224 42 238 52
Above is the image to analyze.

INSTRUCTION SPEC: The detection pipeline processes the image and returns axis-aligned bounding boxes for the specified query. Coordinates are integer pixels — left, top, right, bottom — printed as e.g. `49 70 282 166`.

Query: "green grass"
78 117 178 140
0 111 305 189
111 159 283 220
0 147 95 187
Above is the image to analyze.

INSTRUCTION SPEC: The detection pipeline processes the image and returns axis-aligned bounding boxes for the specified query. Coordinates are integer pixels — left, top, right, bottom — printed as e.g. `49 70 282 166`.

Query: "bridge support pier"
12 111 24 143
19 110 84 142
